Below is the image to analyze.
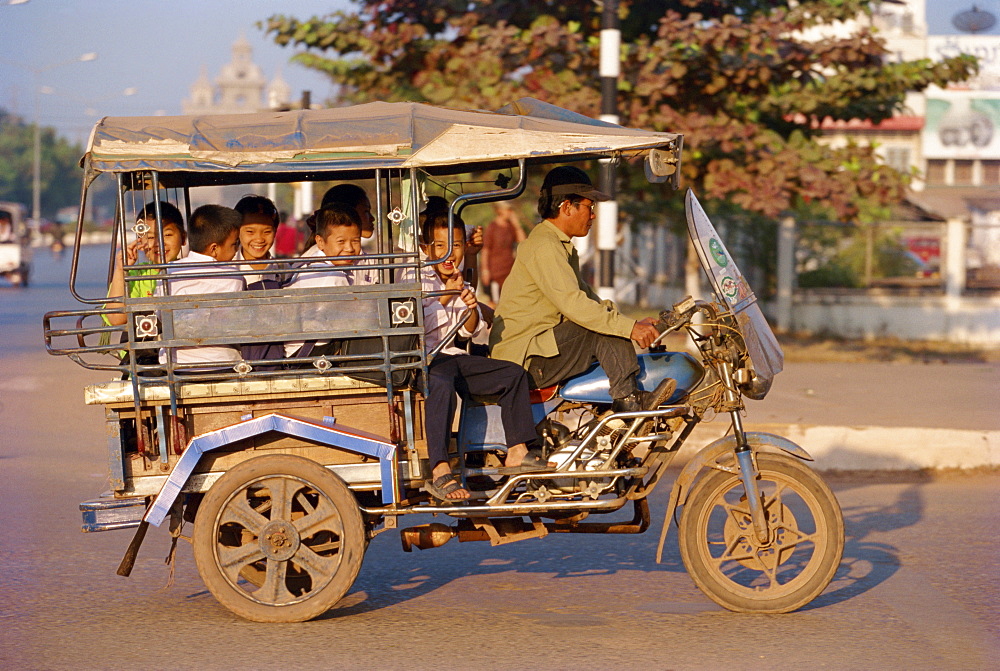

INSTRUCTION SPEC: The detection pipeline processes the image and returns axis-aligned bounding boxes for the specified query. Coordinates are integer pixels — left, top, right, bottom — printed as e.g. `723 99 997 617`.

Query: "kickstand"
116 520 149 577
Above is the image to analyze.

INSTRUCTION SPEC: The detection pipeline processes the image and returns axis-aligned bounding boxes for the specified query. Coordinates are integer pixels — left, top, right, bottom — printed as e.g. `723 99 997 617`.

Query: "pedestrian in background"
274 211 303 257
480 201 526 306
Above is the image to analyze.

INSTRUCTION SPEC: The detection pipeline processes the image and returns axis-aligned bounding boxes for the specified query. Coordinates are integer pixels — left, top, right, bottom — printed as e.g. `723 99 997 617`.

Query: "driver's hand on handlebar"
630 320 660 349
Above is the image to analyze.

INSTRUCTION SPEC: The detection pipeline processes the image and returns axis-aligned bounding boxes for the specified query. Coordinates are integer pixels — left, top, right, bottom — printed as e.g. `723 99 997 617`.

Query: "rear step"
80 497 147 532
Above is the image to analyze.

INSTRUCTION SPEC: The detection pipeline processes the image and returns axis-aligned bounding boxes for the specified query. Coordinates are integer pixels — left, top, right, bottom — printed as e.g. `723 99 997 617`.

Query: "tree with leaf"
264 0 977 224
0 110 84 219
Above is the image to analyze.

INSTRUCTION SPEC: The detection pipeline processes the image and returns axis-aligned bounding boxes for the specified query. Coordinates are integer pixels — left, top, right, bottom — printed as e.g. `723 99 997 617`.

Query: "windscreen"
684 189 783 396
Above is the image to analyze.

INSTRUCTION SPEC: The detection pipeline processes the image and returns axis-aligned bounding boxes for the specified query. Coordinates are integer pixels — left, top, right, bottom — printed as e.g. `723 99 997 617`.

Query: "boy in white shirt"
162 204 242 368
298 184 379 285
417 213 547 502
284 204 363 358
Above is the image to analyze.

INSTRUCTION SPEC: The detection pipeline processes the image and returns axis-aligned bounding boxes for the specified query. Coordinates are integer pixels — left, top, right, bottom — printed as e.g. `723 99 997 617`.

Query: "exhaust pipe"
400 523 457 552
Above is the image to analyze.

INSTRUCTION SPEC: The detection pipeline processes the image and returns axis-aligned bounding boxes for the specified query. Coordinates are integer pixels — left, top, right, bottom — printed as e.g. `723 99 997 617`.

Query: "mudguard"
654 432 812 563
144 413 397 527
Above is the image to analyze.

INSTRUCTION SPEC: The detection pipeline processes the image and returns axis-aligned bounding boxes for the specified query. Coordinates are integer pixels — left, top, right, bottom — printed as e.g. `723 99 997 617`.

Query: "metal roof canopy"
83 98 682 188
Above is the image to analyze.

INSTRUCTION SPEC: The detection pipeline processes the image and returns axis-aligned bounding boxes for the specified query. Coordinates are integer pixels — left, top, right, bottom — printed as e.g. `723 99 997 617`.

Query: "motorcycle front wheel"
678 452 844 613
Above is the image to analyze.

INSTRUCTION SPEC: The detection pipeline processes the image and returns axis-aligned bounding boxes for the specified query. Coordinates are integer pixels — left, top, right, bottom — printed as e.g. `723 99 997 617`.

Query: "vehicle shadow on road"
802 474 926 610
317 495 701 619
321 475 926 619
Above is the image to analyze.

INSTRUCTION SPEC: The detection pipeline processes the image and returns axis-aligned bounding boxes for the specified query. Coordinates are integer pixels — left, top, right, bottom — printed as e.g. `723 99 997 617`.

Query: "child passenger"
103 201 186 327
283 204 363 358
234 195 284 286
301 184 378 285
416 213 548 502
161 204 243 368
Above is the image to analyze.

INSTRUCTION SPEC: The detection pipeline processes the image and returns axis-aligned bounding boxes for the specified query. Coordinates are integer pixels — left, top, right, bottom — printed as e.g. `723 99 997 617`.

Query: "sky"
927 0 1000 35
0 0 353 144
1 0 997 147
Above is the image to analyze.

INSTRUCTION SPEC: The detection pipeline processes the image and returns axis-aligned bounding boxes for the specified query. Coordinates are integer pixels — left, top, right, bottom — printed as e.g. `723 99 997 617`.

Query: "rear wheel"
192 455 365 622
678 452 844 613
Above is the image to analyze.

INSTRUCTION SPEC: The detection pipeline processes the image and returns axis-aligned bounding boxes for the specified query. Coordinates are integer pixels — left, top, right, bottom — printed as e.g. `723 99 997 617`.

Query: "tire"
678 452 844 613
192 455 366 622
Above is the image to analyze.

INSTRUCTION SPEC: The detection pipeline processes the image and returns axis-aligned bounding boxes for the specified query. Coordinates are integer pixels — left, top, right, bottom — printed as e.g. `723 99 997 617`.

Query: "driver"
489 165 674 412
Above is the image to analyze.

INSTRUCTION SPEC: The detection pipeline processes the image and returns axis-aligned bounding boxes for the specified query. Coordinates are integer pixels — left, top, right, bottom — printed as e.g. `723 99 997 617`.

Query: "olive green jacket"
489 219 635 365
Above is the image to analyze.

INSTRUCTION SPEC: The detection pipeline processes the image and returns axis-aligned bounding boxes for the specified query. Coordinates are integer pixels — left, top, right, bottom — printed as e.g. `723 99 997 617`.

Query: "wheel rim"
213 474 347 606
696 469 829 599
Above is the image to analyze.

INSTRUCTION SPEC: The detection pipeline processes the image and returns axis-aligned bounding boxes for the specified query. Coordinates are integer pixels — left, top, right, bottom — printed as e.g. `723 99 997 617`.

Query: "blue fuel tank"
559 351 705 405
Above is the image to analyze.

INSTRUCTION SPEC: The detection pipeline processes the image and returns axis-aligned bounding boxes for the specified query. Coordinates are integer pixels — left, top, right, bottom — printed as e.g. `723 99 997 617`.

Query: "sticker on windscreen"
709 238 728 268
720 275 739 301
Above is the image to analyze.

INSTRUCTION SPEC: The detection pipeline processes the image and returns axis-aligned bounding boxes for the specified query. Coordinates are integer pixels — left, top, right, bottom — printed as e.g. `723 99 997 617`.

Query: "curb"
672 422 1000 472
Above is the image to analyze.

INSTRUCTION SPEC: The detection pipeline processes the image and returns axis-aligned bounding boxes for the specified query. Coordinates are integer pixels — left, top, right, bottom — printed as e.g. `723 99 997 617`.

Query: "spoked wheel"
678 452 844 613
192 455 366 622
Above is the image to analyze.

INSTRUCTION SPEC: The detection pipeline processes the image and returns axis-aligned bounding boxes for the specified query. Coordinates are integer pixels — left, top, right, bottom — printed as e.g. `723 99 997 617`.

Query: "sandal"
424 473 470 502
496 450 550 475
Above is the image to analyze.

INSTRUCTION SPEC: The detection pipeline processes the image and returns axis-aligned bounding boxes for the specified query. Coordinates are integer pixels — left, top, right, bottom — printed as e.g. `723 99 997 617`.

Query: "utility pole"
596 0 620 301
0 52 99 224
295 91 314 219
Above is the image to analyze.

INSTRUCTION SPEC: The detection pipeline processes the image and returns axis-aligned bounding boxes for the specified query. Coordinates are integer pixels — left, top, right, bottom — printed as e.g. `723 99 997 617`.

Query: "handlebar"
650 296 718 347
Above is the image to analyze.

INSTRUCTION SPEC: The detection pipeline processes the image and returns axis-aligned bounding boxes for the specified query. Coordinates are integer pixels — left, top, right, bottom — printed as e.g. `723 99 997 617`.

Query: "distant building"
816 0 1000 285
179 37 294 211
182 35 291 115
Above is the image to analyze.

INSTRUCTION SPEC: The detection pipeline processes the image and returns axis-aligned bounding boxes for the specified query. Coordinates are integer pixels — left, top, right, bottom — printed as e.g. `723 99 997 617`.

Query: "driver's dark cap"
541 165 611 203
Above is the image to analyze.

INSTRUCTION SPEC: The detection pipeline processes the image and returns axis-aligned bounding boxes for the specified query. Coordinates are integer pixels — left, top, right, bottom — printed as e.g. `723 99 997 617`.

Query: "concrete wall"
778 292 1000 346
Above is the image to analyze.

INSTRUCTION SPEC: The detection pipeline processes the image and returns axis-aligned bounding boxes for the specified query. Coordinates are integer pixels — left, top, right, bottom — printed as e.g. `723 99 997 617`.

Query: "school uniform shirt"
283 261 354 357
409 265 485 356
159 251 245 367
353 251 379 285
234 248 287 286
298 244 377 285
298 244 324 259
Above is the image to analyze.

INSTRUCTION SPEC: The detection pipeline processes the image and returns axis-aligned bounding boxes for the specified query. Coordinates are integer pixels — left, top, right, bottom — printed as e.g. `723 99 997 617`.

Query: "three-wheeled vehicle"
0 201 31 286
44 99 844 622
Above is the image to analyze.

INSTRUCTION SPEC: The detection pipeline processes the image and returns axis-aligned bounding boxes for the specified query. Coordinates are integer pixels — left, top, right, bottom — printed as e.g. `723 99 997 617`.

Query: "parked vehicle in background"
0 201 31 286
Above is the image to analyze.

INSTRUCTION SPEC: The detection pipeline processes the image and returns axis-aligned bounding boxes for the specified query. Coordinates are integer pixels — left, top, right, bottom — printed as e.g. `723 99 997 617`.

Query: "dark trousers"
525 320 639 399
426 354 537 468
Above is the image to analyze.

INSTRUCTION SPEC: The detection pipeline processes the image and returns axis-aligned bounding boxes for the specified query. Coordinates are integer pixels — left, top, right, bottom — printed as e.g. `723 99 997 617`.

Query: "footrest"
80 496 147 533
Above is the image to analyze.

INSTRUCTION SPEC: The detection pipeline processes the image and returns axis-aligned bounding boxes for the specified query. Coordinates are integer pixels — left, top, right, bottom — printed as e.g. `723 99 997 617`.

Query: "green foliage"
797 222 921 288
0 110 84 219
262 0 977 224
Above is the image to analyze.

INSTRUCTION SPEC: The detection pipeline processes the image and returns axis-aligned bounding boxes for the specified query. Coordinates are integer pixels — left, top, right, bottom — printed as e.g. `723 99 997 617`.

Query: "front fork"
721 361 769 544
731 411 769 543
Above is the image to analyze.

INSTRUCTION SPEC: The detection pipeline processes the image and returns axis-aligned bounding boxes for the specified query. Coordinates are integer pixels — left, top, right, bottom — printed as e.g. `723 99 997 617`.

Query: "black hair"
313 203 362 239
187 204 241 253
137 201 185 230
234 194 279 226
321 184 369 210
420 195 450 216
538 193 585 220
420 212 465 246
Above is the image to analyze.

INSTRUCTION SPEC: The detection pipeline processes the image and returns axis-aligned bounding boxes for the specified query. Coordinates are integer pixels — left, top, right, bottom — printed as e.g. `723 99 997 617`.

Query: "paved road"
1 352 998 669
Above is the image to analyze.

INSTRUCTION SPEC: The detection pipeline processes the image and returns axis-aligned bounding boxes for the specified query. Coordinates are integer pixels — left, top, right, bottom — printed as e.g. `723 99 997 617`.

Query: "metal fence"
795 219 1000 292
612 218 1000 306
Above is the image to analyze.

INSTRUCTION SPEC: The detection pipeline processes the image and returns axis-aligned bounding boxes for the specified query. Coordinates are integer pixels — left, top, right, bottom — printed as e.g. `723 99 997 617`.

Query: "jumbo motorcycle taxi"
44 99 844 622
